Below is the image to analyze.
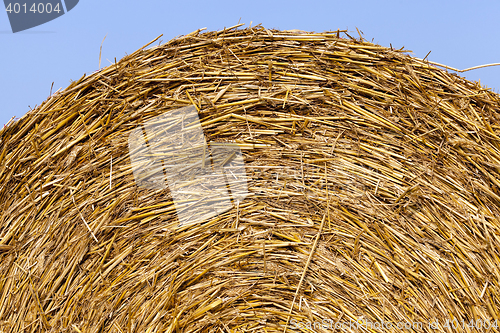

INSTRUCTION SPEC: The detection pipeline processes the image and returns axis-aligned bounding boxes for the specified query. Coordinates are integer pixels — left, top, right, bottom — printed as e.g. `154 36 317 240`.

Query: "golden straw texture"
1 25 500 332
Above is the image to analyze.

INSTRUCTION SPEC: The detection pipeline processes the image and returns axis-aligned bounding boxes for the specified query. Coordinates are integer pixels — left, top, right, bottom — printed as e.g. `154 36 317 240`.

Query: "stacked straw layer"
1 25 500 332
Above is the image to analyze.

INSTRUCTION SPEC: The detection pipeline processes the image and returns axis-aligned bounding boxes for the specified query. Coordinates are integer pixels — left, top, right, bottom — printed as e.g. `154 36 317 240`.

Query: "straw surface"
1 25 500 332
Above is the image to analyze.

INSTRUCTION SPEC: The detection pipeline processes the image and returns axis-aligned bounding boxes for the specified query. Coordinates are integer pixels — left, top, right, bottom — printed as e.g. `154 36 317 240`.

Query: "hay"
1 25 500 332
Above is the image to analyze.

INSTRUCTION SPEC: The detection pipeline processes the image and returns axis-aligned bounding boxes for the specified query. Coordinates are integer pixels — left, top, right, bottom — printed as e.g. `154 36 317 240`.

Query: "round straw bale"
1 26 500 332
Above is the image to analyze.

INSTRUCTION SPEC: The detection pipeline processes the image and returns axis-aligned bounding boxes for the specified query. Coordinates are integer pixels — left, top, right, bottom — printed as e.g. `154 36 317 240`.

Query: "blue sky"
1 0 499 127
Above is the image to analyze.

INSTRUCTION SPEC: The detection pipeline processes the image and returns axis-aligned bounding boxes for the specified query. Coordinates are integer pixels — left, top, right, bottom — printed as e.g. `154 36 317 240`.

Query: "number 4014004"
5 3 62 14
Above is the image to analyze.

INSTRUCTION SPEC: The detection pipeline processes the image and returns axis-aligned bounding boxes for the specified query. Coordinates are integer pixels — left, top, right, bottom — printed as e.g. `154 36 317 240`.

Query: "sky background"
1 0 499 127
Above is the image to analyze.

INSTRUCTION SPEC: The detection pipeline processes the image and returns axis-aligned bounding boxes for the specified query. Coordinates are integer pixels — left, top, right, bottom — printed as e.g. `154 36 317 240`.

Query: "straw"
1 25 500 332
